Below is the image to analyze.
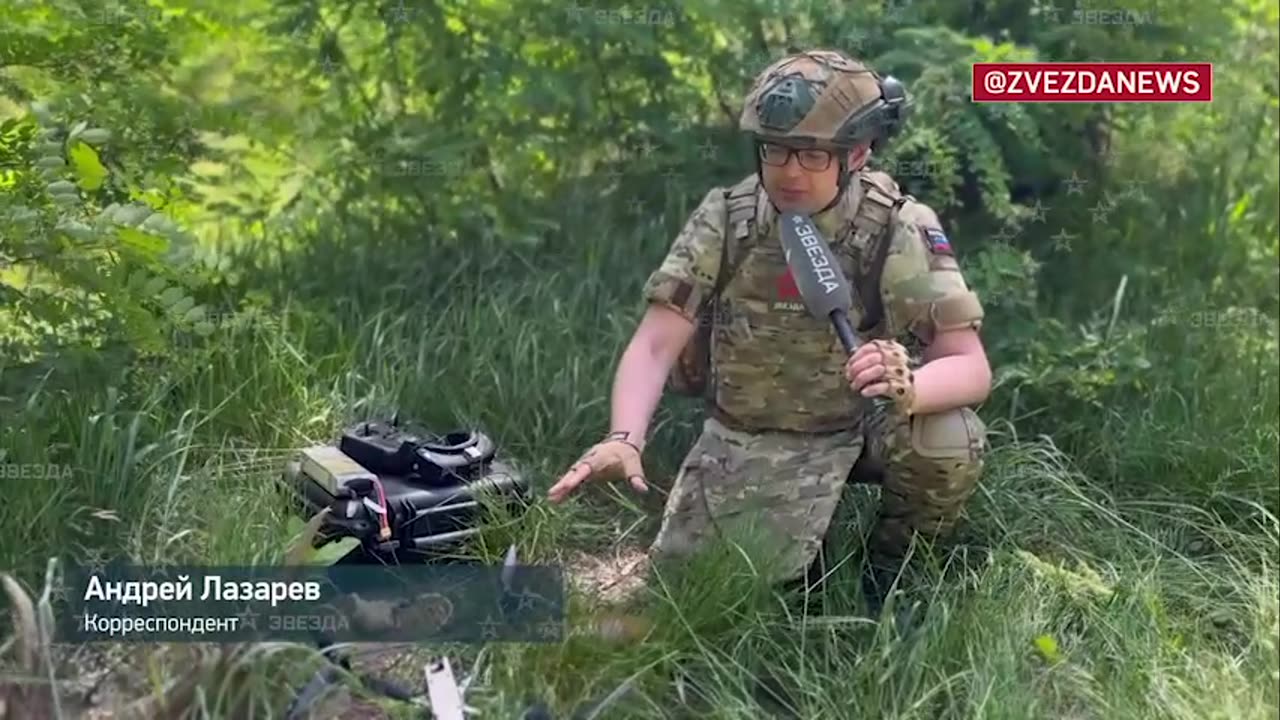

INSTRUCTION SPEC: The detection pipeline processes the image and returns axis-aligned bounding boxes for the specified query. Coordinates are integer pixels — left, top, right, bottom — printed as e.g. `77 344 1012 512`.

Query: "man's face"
758 141 868 214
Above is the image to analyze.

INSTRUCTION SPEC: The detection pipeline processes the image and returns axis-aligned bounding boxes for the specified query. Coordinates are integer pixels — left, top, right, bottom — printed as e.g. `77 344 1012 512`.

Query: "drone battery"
299 446 378 494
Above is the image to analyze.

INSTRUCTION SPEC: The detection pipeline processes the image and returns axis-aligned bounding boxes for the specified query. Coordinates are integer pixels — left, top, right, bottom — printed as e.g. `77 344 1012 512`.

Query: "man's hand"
844 339 916 415
547 437 648 504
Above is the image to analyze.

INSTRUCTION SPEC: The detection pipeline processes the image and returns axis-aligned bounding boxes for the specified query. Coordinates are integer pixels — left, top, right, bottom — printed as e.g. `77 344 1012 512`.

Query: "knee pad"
908 406 986 469
881 407 987 523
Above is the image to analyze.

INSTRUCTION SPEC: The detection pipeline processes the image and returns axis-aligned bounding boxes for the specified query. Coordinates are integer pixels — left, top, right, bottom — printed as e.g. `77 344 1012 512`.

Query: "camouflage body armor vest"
671 170 907 434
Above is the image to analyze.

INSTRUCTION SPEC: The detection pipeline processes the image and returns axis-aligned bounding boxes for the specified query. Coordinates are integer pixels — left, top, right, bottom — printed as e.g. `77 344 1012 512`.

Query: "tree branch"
713 82 739 129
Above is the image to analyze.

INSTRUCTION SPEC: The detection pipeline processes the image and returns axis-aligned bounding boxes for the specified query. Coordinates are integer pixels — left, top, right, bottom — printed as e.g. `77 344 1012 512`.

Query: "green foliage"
0 1 1276 714
0 105 214 364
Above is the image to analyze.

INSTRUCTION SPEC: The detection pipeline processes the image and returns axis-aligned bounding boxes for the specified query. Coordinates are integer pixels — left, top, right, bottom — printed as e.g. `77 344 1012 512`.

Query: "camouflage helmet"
739 49 910 150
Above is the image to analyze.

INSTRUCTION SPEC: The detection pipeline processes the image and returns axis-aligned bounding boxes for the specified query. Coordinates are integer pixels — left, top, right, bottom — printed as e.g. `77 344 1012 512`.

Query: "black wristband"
603 431 642 452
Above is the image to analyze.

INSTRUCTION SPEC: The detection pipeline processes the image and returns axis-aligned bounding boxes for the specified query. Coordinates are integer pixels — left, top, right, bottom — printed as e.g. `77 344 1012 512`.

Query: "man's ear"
847 144 871 170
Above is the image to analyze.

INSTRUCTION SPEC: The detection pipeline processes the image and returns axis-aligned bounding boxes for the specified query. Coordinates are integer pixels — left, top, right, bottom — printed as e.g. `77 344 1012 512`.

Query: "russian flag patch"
923 227 952 255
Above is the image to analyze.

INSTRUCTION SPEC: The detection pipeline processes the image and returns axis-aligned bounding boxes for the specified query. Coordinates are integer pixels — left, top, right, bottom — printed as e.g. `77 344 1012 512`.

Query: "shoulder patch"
921 226 952 256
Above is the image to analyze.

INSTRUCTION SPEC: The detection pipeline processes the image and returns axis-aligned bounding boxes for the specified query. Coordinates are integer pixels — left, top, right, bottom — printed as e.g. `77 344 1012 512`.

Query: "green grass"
0 216 1277 718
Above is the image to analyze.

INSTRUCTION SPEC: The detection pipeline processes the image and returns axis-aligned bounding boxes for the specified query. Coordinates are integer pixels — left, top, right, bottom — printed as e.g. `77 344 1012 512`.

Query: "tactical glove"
871 339 916 415
547 432 648 503
846 339 916 417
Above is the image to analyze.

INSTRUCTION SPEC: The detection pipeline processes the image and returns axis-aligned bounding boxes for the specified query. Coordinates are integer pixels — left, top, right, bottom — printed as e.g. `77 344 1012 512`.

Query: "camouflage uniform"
641 170 988 586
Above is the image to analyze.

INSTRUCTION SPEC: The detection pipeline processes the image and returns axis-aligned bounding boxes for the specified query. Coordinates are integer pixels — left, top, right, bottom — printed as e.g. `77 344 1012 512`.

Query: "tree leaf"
68 140 108 191
126 269 149 292
158 286 185 307
116 226 170 258
111 204 153 227
139 212 177 235
122 303 165 355
142 276 167 296
281 513 360 565
169 295 195 317
29 101 53 124
55 219 94 241
79 128 111 146
310 538 360 565
181 304 207 324
8 206 39 225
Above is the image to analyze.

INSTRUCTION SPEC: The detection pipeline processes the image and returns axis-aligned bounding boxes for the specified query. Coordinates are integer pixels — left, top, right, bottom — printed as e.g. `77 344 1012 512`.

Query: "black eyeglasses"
757 142 835 171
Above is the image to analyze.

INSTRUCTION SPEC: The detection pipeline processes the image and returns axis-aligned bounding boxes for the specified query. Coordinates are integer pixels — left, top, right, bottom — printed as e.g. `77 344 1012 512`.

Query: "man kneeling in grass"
548 49 992 616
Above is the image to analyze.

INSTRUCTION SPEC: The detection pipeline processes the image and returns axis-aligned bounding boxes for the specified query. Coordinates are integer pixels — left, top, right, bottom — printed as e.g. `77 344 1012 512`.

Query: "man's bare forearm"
609 340 671 451
909 353 991 415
